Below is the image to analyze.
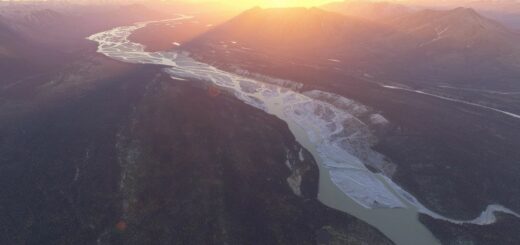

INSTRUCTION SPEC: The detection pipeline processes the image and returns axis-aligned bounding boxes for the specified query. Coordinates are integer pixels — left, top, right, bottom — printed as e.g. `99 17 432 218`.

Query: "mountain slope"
1 4 167 49
0 54 395 245
381 7 520 85
184 7 520 88
0 17 17 57
0 17 36 82
390 7 517 51
185 7 392 67
321 1 412 21
0 3 170 83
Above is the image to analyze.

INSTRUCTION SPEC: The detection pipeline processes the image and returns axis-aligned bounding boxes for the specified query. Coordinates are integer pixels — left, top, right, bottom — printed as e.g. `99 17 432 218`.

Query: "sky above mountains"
0 0 333 7
2 0 519 7
169 0 520 8
3 0 520 16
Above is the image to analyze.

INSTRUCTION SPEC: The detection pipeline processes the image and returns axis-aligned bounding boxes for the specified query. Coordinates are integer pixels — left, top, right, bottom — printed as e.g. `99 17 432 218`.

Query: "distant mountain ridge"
186 7 391 62
384 6 520 84
0 3 171 83
321 1 412 20
185 6 520 88
391 7 516 47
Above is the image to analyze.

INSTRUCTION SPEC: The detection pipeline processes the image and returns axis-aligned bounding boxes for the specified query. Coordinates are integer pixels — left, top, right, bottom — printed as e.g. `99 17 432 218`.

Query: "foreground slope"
0 53 394 245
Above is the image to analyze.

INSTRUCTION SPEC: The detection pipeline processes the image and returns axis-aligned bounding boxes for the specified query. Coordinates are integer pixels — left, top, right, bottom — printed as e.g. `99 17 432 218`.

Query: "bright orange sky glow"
182 0 336 8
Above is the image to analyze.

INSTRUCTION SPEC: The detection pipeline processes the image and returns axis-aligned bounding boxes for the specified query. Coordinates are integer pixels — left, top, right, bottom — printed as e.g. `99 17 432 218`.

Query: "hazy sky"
180 0 334 7
3 0 520 8
0 0 345 8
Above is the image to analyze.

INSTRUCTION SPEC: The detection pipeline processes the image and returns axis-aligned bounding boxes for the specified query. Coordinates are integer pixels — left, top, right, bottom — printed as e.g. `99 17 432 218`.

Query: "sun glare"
254 0 331 7
182 0 335 8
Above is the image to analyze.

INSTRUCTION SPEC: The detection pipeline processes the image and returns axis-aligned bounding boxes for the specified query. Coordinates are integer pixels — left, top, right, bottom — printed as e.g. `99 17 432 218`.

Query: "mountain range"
185 6 520 90
2 2 520 245
0 3 171 83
